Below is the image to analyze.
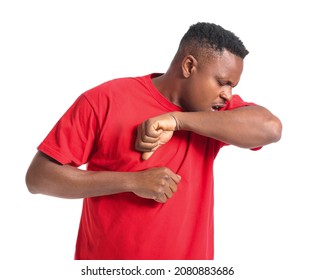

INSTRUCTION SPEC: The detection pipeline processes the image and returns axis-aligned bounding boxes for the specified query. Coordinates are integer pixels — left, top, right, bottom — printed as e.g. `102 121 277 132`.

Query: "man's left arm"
135 105 282 160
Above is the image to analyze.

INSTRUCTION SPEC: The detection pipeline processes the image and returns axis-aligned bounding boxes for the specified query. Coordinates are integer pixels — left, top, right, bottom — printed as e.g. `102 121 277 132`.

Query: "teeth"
212 104 223 111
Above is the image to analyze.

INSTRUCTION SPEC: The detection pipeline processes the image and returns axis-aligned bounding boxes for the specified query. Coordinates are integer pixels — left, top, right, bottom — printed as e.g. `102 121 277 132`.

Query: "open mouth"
211 104 225 112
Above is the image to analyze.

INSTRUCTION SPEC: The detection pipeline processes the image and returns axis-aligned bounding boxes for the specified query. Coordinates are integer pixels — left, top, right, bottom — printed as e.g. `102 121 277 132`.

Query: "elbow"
266 116 282 144
25 168 40 195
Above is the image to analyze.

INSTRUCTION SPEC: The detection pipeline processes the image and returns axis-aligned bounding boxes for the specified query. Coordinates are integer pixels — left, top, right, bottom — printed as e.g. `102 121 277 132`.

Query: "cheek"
188 93 213 111
207 79 220 92
183 78 216 111
200 80 218 99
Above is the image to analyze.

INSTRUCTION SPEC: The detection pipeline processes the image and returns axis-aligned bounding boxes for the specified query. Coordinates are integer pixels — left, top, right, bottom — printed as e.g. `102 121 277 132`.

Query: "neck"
152 72 182 108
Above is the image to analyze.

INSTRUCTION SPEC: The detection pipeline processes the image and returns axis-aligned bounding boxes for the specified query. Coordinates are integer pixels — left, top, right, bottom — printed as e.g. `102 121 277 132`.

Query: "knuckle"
161 174 170 183
160 166 170 174
141 133 150 142
157 184 166 192
144 120 153 133
146 119 154 127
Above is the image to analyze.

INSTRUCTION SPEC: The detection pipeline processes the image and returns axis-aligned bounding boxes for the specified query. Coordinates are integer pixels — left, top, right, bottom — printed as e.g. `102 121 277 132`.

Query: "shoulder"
74 74 152 115
82 75 150 100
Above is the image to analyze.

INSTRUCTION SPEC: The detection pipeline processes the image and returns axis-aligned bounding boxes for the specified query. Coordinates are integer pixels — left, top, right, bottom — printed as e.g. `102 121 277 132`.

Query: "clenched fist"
135 113 179 160
131 167 181 203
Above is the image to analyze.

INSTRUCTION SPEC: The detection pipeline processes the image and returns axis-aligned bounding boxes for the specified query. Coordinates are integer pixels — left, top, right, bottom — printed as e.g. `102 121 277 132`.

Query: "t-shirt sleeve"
217 94 262 151
38 94 99 166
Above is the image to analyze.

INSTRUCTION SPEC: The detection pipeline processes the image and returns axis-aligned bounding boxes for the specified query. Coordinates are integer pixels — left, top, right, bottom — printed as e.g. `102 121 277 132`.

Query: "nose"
220 87 232 102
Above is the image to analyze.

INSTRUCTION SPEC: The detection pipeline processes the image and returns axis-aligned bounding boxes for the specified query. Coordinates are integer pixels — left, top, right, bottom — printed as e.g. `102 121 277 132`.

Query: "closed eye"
217 79 237 88
217 79 224 86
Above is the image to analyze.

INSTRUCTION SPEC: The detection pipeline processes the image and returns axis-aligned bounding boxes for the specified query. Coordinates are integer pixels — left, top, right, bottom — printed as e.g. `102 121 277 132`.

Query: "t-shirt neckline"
145 73 183 112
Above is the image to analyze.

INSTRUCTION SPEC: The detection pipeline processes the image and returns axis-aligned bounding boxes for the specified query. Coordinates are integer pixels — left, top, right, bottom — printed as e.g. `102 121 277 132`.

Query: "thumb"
142 151 154 161
141 141 161 160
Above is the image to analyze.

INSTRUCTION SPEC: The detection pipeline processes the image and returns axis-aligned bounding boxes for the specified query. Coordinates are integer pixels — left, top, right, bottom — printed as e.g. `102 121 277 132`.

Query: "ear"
182 55 197 78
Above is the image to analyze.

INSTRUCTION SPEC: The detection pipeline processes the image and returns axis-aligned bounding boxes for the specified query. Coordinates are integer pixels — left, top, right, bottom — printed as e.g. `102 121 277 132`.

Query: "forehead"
207 50 244 78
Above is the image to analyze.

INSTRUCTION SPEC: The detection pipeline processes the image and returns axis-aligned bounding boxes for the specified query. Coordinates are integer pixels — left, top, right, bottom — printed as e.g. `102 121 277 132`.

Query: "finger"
164 186 173 199
141 134 159 143
135 140 159 152
166 171 181 193
139 125 160 143
137 122 159 142
168 179 178 193
142 151 154 160
165 172 180 197
135 125 160 153
140 143 162 160
167 170 181 184
143 120 161 138
155 193 167 203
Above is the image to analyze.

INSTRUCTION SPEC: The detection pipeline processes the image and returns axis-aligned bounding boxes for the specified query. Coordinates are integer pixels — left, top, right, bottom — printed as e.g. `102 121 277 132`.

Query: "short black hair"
178 22 249 59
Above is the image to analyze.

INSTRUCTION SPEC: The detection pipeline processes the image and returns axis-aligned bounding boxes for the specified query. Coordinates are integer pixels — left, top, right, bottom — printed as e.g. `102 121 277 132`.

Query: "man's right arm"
25 151 181 203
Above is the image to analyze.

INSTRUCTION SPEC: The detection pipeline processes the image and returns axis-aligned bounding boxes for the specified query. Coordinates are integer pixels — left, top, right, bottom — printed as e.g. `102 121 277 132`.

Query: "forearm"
173 105 282 148
26 152 134 199
26 151 181 202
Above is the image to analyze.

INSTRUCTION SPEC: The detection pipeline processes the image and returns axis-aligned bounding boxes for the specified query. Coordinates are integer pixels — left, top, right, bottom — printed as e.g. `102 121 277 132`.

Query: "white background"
1 0 313 279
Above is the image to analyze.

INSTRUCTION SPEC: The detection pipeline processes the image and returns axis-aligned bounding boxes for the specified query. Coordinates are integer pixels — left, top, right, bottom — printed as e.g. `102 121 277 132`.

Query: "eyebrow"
217 77 238 88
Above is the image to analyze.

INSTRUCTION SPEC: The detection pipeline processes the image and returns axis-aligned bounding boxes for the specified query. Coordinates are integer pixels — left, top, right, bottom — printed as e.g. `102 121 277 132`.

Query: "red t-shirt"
38 73 257 260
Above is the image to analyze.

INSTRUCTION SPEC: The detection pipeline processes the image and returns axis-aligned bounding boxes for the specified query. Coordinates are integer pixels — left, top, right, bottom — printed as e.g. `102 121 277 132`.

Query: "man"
25 22 282 260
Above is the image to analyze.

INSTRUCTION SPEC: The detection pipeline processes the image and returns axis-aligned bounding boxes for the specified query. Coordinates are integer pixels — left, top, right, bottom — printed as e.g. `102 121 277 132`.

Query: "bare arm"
25 151 181 203
135 105 282 160
174 105 282 148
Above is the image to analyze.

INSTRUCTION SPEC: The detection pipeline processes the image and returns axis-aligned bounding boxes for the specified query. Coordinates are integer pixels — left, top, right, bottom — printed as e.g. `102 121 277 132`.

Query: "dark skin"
137 50 282 159
25 49 282 203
